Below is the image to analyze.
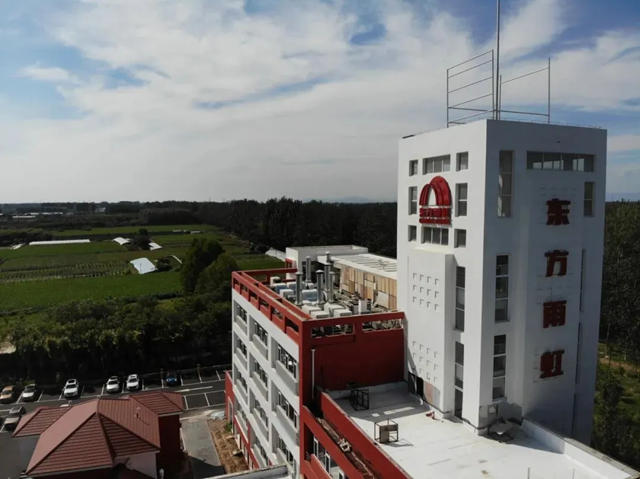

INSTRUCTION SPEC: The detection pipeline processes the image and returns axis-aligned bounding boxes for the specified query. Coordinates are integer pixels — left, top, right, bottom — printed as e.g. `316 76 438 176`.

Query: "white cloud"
609 134 640 153
20 65 78 84
1 0 638 202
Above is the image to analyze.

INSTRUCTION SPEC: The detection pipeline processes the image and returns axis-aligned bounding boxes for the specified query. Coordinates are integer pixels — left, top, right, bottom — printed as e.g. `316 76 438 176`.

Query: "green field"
0 272 181 311
0 224 281 314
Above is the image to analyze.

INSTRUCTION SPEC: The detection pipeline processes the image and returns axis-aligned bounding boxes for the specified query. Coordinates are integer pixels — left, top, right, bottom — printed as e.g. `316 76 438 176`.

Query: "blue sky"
0 0 638 202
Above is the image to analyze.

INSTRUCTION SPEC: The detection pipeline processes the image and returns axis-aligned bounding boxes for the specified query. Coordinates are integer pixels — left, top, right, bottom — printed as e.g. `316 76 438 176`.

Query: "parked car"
0 385 16 404
3 406 26 430
126 374 140 391
21 384 38 402
63 379 80 399
105 376 120 394
165 371 180 387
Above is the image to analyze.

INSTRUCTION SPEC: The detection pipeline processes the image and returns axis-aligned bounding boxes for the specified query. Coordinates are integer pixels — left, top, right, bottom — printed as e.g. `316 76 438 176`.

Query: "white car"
105 376 120 394
126 374 140 391
21 384 38 402
63 379 79 399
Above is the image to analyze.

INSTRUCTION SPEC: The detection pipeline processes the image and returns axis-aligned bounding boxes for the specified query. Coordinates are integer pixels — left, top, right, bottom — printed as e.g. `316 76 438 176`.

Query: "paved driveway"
181 413 225 478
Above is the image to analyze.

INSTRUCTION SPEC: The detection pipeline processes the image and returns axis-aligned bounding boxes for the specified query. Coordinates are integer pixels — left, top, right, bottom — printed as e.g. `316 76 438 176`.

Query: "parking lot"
0 366 228 434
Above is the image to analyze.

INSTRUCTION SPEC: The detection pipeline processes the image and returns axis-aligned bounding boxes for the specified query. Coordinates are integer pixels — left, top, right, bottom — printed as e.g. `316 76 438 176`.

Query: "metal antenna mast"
495 0 501 120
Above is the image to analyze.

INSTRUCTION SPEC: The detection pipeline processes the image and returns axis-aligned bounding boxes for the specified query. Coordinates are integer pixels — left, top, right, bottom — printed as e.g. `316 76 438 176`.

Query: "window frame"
455 183 468 217
584 181 594 217
495 255 509 323
456 152 469 171
409 186 417 215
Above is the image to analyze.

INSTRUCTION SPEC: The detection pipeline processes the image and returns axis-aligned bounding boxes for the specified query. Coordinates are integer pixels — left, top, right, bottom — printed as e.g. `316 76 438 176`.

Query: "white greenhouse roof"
113 237 131 245
29 239 90 246
130 257 157 275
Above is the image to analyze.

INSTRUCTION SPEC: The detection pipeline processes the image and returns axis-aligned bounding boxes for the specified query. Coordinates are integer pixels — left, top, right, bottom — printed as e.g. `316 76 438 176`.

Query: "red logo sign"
419 176 452 225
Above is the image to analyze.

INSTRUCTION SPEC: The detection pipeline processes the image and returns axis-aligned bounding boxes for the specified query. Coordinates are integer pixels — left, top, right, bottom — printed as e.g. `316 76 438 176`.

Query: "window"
409 186 417 215
409 225 417 242
254 400 269 429
423 155 450 174
455 342 464 388
409 159 419 176
252 360 268 388
421 226 448 245
498 151 512 217
584 182 594 216
253 320 268 346
455 267 465 331
456 152 468 171
236 337 247 357
277 390 298 428
454 229 466 248
235 302 247 324
492 335 506 399
495 255 509 322
527 152 594 172
276 345 297 379
456 184 468 216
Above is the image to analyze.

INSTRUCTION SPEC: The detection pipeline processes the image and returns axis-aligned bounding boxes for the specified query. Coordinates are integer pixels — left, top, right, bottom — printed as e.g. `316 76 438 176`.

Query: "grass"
0 272 181 312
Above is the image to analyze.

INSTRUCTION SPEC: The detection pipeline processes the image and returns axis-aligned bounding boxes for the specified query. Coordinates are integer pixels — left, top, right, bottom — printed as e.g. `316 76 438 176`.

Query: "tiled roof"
129 390 185 416
13 407 69 437
16 391 181 476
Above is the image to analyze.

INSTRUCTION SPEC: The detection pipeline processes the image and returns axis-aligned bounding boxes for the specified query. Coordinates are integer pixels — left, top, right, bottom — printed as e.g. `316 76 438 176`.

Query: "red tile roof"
13 406 69 437
14 391 183 476
128 390 185 416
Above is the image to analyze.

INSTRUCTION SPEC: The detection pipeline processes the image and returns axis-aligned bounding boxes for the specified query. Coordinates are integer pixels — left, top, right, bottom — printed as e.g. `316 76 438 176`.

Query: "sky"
0 0 639 202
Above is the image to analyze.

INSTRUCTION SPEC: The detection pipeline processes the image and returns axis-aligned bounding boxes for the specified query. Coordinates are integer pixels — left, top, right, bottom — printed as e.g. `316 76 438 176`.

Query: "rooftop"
333 253 397 280
331 382 636 479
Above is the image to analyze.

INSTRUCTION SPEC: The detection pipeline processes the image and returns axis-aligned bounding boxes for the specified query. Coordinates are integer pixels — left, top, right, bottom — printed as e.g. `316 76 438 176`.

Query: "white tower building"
397 119 606 443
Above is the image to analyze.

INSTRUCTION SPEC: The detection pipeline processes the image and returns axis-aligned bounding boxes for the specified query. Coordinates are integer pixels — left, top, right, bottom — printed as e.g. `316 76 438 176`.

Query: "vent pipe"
324 259 331 292
328 271 336 302
295 272 303 305
305 256 312 283
316 270 324 307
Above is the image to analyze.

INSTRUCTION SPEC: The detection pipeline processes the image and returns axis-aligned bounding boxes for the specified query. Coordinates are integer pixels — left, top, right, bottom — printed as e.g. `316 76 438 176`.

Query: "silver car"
63 379 79 399
126 374 140 391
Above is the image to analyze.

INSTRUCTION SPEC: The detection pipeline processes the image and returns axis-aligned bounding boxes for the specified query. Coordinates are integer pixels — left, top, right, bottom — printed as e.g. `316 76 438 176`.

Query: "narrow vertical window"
409 159 418 176
409 186 417 215
456 152 468 171
408 225 417 242
492 335 506 399
455 342 464 388
584 182 594 216
454 229 466 248
456 184 468 217
498 151 513 217
455 267 465 331
495 255 509 322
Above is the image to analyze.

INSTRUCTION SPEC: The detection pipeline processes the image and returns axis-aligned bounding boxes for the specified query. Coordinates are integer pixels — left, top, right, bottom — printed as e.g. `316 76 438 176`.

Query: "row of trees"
197 198 397 257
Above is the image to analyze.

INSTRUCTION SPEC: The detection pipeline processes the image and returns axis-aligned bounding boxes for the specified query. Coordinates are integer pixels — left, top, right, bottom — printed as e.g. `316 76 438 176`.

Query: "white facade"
232 292 301 477
397 119 606 443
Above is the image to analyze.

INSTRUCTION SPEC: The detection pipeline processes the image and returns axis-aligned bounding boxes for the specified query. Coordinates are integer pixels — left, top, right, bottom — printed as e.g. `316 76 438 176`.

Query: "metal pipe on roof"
316 270 324 307
328 271 336 303
295 272 303 306
305 256 312 282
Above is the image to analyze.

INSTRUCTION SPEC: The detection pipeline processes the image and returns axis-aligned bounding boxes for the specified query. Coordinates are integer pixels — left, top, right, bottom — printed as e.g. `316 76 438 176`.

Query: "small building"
113 237 131 246
13 391 184 478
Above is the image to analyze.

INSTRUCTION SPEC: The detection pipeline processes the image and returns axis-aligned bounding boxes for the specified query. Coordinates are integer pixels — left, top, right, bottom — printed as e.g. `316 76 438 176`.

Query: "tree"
180 238 223 293
195 253 239 298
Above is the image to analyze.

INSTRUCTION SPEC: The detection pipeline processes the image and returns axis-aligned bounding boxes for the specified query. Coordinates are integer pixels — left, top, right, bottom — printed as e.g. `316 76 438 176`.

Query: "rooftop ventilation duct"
305 256 312 282
328 271 336 302
295 272 303 305
316 270 325 307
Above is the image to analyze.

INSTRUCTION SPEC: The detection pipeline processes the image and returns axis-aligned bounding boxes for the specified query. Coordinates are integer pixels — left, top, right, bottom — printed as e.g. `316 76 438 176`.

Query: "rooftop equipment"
328 271 336 302
305 256 312 282
316 270 325 307
295 272 303 306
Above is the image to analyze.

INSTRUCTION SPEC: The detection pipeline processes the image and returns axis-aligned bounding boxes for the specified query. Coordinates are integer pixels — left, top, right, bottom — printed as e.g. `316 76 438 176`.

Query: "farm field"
0 272 181 311
0 223 282 314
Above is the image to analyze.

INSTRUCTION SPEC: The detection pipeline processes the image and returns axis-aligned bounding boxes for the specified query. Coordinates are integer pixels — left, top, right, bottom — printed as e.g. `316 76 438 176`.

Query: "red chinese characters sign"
545 250 568 277
543 300 566 328
546 198 571 225
540 350 564 378
419 176 452 225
